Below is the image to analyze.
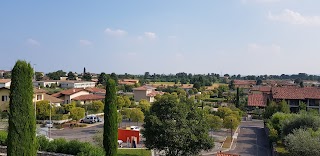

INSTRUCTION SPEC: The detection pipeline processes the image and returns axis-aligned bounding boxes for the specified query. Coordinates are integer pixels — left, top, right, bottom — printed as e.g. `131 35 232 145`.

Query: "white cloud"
26 38 40 46
104 28 127 36
144 32 157 39
79 39 92 46
247 43 281 54
268 9 320 26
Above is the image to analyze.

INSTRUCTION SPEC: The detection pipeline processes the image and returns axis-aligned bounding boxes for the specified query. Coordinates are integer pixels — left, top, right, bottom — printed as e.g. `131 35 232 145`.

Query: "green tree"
299 101 307 112
7 60 37 156
223 115 240 133
138 99 151 113
35 72 44 81
285 129 320 156
235 87 240 108
216 107 233 119
110 73 118 84
123 96 131 108
278 100 290 113
256 78 262 85
143 94 213 156
116 96 125 110
82 73 92 81
36 100 56 120
67 71 76 80
130 108 144 124
103 79 118 156
70 107 85 121
206 114 222 131
263 101 278 119
46 70 66 80
98 72 109 86
90 101 104 113
228 80 235 90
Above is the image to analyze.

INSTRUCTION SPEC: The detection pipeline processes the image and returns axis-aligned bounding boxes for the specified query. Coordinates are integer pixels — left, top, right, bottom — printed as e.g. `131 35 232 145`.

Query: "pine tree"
7 60 37 156
104 78 118 156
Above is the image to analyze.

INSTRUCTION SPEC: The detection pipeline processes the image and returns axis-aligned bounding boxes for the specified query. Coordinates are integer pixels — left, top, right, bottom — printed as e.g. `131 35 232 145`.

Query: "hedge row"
0 131 105 156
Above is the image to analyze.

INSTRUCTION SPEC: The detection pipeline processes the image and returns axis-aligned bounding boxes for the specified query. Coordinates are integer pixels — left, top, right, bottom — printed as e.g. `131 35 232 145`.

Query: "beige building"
0 79 11 88
52 88 90 104
133 85 164 102
0 87 10 111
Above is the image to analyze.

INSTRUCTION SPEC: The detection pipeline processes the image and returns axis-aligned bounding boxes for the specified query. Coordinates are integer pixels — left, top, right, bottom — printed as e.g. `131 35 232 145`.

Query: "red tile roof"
147 91 164 97
33 88 47 93
85 87 106 94
43 94 63 103
133 85 156 91
272 86 320 99
52 88 86 97
248 93 267 107
73 94 105 101
0 79 11 83
250 86 272 93
118 81 135 85
234 80 256 85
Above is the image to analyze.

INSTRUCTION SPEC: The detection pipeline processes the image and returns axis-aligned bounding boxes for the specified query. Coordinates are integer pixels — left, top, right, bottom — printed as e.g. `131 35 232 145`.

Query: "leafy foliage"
285 129 320 156
7 60 37 156
70 107 85 121
143 94 214 156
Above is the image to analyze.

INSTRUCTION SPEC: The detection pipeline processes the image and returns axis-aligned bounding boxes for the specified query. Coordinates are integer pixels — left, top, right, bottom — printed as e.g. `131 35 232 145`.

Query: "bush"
281 113 320 137
37 135 50 151
0 130 7 146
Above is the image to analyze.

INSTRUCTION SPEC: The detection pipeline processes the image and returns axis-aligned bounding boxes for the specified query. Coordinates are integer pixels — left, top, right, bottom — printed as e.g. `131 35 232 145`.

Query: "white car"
44 121 53 128
130 126 140 131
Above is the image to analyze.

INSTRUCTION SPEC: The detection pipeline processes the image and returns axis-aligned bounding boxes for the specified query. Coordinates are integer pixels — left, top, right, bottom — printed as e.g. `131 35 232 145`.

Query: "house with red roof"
133 85 164 102
52 87 106 104
271 86 320 113
234 80 256 89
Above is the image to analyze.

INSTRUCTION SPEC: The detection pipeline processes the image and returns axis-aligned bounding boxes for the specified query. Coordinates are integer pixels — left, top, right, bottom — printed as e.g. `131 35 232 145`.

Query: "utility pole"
49 101 52 139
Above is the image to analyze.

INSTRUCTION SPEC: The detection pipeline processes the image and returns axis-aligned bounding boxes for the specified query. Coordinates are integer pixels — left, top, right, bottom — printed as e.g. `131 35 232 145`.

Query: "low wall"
0 146 73 156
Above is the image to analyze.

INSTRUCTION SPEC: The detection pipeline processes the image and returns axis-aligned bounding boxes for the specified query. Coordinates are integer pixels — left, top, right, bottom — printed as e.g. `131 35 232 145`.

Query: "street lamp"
49 101 52 139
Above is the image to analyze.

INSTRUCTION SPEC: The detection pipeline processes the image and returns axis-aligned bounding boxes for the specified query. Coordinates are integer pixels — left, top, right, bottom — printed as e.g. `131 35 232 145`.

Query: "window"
37 94 42 100
1 96 8 101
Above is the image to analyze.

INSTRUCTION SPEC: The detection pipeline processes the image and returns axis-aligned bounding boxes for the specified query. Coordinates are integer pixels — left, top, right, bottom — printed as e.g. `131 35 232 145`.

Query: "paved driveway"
229 120 271 156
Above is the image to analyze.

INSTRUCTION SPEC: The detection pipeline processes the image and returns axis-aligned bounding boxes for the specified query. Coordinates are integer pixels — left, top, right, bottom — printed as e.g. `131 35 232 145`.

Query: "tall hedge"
103 79 118 156
7 60 37 156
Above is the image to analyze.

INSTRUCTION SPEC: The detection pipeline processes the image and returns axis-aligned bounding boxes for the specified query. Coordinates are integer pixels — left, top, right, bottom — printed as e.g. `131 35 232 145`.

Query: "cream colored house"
52 88 90 104
0 87 10 111
0 79 11 88
133 85 164 102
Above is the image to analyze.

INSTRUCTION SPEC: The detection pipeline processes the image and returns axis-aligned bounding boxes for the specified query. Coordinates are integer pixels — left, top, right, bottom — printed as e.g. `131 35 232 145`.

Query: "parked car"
44 121 53 128
130 126 140 131
96 116 103 122
80 116 97 124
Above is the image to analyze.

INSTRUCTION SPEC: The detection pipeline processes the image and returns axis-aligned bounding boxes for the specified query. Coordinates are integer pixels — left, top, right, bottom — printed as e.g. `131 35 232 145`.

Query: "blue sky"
1 0 320 75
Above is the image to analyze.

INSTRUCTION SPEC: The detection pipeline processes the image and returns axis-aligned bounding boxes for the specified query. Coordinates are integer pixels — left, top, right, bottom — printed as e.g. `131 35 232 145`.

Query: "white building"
59 81 96 89
0 79 11 88
33 80 59 88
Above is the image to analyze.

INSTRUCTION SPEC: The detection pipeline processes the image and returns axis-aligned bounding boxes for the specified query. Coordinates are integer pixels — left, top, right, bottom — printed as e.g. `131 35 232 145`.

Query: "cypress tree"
236 87 240 108
104 79 118 156
7 60 37 156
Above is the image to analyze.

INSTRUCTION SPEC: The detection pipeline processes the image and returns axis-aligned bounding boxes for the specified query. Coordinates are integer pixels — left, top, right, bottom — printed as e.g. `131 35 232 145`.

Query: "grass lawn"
222 136 232 148
118 148 151 156
207 83 227 90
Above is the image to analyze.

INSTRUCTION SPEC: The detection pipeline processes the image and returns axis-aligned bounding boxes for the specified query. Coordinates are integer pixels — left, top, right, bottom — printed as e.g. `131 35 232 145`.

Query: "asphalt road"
229 120 271 156
50 120 142 142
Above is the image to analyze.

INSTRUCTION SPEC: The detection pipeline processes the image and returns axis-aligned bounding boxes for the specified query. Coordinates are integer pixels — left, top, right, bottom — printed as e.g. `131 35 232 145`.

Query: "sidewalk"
201 126 240 156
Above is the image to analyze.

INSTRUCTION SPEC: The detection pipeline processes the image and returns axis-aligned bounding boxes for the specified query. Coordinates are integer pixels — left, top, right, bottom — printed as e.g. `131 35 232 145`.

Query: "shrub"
37 135 50 151
0 130 7 146
281 113 320 137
